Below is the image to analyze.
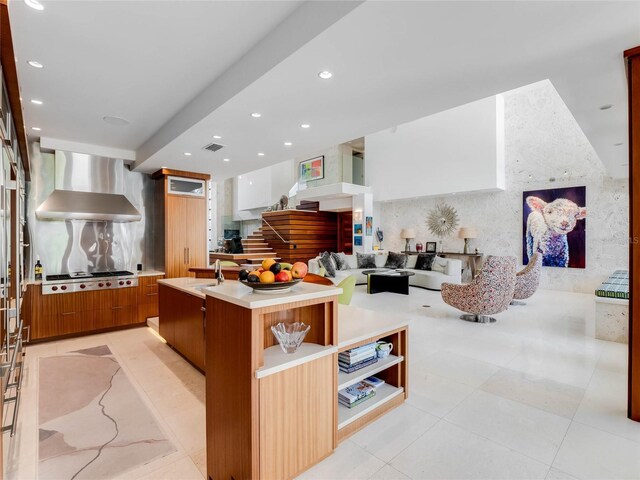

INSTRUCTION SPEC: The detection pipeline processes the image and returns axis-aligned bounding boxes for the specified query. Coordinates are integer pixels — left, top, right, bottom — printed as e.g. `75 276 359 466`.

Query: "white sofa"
308 253 462 291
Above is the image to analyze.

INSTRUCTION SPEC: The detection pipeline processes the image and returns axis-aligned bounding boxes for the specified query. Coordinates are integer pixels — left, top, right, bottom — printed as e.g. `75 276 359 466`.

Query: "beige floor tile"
163 404 206 455
136 455 204 480
296 440 385 480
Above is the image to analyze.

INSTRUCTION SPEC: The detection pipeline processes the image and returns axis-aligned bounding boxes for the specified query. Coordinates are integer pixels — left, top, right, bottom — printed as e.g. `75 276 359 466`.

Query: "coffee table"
362 269 415 295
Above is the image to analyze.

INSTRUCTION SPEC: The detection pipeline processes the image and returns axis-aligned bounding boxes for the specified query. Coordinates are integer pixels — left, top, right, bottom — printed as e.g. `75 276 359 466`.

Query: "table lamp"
400 228 416 252
458 227 478 254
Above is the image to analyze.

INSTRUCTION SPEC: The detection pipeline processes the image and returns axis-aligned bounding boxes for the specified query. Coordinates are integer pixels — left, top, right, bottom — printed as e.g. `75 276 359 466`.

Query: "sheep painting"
523 187 587 268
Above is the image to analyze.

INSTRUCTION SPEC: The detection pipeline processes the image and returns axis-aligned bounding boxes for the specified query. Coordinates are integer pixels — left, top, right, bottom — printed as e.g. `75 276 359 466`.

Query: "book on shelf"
338 391 376 409
340 342 377 358
338 349 376 364
362 376 385 388
338 356 378 373
338 381 376 404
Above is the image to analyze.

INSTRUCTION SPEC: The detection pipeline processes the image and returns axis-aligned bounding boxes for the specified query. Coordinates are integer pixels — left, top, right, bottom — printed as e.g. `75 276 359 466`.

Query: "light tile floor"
5 287 640 479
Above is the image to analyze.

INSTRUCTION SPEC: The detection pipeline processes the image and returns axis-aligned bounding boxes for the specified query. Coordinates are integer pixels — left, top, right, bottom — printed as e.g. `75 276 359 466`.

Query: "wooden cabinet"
153 169 210 279
158 283 205 371
24 274 165 341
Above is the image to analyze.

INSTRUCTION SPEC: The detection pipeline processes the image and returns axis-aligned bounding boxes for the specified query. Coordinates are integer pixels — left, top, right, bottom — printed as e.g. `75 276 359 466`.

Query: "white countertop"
202 280 342 309
338 304 409 349
138 270 165 277
256 343 337 379
158 277 217 299
594 296 629 305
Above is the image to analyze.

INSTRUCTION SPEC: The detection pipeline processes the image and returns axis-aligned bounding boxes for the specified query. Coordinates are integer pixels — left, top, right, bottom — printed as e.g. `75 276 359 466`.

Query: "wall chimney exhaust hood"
36 151 142 222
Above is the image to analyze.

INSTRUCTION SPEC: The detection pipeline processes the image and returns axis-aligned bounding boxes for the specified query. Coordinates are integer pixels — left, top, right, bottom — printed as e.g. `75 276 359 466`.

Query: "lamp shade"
458 227 478 239
400 228 416 239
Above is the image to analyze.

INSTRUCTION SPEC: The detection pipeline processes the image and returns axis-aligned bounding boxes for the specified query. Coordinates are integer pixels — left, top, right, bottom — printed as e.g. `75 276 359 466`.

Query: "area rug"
38 345 176 479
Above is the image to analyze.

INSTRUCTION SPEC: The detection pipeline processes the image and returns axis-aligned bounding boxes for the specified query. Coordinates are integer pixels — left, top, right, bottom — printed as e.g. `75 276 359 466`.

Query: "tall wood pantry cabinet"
153 169 211 278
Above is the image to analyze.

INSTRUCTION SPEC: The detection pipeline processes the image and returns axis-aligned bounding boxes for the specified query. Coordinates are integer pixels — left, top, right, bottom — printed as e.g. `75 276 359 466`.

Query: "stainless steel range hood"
36 151 142 222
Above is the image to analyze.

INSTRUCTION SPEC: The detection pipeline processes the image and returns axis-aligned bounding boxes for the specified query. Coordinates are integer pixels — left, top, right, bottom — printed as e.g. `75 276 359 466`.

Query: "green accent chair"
219 261 239 267
338 275 357 305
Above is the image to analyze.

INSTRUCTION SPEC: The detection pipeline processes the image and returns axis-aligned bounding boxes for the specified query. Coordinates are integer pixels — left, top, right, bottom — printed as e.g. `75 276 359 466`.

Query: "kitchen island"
194 279 408 480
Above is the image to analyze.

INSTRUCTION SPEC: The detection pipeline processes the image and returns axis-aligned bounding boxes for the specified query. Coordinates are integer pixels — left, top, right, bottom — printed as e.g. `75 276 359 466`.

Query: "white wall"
377 81 628 293
366 95 505 201
233 159 295 217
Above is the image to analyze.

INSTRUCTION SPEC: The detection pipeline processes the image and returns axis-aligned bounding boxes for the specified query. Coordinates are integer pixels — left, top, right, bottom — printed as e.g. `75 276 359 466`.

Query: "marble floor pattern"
4 287 640 479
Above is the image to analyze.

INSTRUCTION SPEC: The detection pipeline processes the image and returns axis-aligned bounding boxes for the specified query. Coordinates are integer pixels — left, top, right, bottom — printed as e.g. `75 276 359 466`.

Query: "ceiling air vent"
203 142 225 153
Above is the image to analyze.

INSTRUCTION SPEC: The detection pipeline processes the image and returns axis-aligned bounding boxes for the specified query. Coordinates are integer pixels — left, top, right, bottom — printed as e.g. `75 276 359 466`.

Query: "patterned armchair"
441 255 517 323
512 253 542 305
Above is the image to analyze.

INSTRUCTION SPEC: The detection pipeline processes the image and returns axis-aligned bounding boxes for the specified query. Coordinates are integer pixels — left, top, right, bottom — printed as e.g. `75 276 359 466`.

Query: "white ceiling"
11 1 640 181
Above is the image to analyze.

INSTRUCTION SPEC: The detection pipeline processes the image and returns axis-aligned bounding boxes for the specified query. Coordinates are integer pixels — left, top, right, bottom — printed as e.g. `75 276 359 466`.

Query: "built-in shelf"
337 354 404 390
257 343 337 379
337 384 404 430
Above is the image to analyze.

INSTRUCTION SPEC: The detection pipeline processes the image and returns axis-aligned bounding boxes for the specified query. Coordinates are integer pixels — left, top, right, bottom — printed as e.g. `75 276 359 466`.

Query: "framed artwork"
365 216 373 236
523 186 586 268
354 224 363 234
426 241 437 253
299 156 324 182
354 235 363 246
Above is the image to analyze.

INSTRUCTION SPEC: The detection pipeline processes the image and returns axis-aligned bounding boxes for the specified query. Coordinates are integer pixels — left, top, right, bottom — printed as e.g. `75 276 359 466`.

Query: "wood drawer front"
139 302 159 321
33 312 85 339
111 305 138 326
112 288 137 307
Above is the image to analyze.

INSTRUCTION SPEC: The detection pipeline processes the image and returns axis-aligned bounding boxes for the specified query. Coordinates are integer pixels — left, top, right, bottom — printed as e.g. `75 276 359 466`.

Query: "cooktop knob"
126 280 132 285
61 285 67 291
119 281 124 286
106 282 112 286
52 286 58 291
98 283 104 287
80 284 86 289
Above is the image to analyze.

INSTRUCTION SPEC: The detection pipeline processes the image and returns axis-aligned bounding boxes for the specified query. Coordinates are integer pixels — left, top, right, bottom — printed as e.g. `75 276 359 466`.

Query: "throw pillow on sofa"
356 252 376 269
319 251 337 277
384 252 407 269
430 256 448 273
415 253 436 271
331 252 350 271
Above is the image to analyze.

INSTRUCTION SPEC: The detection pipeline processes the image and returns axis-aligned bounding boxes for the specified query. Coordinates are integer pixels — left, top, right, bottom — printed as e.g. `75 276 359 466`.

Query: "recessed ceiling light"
249 181 253 185
30 99 43 105
284 142 292 146
318 70 333 79
184 152 192 156
28 60 43 68
103 115 130 126
614 142 624 146
599 104 613 110
258 152 265 156
25 0 44 10
251 112 261 118
31 127 41 131
213 135 222 139
300 123 310 129
563 170 569 176
238 175 242 179
223 158 230 162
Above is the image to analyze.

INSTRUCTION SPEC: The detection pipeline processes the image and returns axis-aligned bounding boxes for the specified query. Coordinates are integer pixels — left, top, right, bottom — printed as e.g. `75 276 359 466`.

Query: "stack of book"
338 381 376 408
338 343 378 373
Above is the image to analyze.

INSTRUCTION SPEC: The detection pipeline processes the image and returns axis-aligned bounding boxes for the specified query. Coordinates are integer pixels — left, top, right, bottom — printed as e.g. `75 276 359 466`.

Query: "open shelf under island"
157 278 409 480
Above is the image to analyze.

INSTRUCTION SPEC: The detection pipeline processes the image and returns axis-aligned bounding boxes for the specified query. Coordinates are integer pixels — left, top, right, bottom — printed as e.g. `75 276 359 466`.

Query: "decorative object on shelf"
239 278 302 294
271 322 310 353
426 203 459 243
400 228 415 252
376 341 393 359
426 241 437 253
415 242 423 252
354 223 363 234
365 216 373 236
299 155 324 182
376 228 384 249
523 186 586 268
458 227 478 254
354 235 363 246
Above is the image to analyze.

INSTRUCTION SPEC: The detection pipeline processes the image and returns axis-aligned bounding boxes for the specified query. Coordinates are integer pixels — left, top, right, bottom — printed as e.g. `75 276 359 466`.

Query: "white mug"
376 341 393 357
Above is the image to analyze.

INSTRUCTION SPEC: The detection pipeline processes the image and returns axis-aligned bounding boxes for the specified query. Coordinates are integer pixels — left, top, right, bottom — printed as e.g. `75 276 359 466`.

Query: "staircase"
208 229 281 266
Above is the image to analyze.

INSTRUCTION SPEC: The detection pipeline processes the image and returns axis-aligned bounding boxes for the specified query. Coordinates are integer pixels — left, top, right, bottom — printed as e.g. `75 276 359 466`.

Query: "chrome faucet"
214 259 225 285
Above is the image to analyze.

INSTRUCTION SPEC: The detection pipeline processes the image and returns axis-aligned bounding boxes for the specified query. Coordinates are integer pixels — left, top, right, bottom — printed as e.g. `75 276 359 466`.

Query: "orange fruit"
262 258 276 271
259 271 275 283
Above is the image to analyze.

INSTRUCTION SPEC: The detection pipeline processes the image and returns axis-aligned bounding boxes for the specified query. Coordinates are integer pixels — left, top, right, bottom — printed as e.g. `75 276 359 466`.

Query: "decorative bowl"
239 278 303 294
271 322 310 354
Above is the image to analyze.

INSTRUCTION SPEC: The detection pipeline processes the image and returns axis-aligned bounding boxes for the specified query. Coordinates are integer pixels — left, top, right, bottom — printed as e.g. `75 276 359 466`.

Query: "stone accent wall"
377 81 628 293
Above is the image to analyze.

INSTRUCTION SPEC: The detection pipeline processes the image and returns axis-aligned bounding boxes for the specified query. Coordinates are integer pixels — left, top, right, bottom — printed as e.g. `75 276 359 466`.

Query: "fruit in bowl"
291 262 308 279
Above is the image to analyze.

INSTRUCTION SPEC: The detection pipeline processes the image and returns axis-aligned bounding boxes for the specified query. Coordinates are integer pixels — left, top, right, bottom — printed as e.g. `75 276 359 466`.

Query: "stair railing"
262 216 297 249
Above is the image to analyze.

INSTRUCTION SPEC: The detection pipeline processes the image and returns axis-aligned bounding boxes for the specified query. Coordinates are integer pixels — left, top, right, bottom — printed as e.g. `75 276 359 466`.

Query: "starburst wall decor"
427 203 459 238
